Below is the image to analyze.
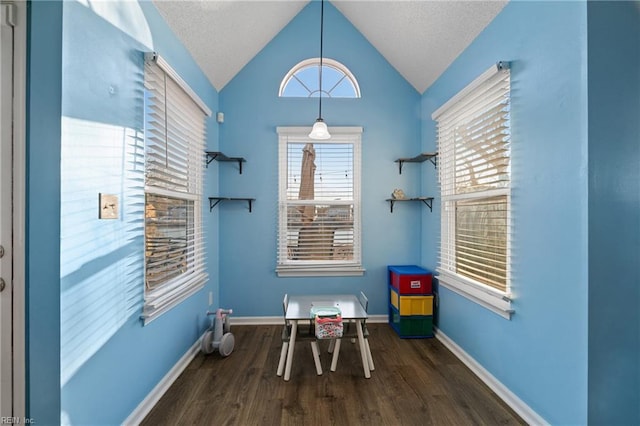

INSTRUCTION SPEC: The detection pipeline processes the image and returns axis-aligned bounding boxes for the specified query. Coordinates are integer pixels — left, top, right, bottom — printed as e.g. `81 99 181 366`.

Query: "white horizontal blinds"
145 194 195 289
285 141 355 262
145 63 205 194
277 129 362 270
285 143 354 200
455 196 508 291
143 55 208 322
435 63 511 293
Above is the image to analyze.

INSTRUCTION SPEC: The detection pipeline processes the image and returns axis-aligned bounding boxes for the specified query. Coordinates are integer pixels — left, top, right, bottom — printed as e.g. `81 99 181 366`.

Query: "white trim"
276 266 365 277
230 316 283 325
435 62 512 318
438 272 513 319
279 57 361 98
361 314 387 323
276 126 363 277
124 337 202 425
124 319 543 425
230 314 388 326
125 313 389 423
2 0 26 418
145 52 212 117
435 328 548 426
142 283 205 325
142 57 208 324
432 62 508 119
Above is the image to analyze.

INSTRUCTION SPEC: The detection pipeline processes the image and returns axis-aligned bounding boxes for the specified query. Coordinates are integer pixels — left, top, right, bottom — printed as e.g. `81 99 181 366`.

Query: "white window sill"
437 270 514 320
141 277 206 325
276 265 365 277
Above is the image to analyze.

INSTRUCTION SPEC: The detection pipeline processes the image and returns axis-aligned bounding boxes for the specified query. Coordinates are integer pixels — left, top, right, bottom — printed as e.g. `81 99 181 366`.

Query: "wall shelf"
209 197 255 213
385 197 434 213
206 151 246 174
394 152 437 174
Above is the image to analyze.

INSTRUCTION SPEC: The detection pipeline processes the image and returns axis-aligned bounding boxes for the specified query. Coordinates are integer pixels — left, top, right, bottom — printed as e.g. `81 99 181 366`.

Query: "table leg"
284 320 297 381
364 338 375 371
356 319 371 379
330 338 341 371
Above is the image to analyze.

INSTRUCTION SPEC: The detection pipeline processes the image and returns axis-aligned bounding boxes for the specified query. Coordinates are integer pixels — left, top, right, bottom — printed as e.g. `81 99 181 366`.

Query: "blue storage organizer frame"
387 265 434 338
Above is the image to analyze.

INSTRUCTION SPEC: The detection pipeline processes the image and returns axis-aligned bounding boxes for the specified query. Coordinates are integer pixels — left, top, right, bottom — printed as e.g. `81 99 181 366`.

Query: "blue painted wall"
587 2 640 425
218 1 422 317
26 1 63 423
25 1 219 424
25 0 639 424
421 2 589 424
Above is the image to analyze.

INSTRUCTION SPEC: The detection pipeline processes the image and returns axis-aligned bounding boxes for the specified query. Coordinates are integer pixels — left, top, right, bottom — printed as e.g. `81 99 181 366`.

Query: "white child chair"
277 294 323 377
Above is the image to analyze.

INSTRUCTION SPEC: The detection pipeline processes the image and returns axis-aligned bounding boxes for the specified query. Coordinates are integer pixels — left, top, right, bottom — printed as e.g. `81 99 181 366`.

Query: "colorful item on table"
310 306 343 339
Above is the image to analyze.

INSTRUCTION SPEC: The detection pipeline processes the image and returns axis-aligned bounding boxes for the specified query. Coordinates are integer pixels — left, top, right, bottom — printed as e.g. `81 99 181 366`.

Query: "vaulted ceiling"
152 0 508 94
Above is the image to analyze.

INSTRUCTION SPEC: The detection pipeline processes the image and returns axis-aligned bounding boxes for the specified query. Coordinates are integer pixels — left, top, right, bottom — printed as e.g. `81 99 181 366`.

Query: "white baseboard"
230 316 281 325
123 338 202 425
435 328 548 426
231 314 389 325
123 313 393 424
124 319 546 426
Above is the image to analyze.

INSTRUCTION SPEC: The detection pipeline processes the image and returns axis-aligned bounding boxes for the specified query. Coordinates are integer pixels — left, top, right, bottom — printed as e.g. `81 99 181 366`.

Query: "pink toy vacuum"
201 308 235 357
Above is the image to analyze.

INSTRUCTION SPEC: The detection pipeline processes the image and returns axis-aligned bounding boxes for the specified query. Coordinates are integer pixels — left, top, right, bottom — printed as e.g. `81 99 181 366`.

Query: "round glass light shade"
309 118 331 140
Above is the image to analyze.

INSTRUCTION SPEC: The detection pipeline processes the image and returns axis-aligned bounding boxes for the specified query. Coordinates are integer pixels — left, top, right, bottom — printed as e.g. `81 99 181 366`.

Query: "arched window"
279 58 361 98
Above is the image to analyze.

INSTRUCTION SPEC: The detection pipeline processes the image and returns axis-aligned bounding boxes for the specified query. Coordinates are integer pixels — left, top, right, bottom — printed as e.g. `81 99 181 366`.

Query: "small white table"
283 294 371 381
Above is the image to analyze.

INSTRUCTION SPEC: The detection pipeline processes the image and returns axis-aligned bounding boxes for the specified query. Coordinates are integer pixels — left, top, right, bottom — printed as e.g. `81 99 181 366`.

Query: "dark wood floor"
141 324 525 426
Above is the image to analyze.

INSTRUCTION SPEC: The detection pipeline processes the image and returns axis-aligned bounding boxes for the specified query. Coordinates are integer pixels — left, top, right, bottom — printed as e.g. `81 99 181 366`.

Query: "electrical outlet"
208 291 213 306
99 193 118 219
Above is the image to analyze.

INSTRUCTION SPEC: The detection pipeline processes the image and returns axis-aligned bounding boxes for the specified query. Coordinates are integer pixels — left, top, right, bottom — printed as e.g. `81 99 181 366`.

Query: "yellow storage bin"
391 287 433 316
390 288 399 310
399 295 433 316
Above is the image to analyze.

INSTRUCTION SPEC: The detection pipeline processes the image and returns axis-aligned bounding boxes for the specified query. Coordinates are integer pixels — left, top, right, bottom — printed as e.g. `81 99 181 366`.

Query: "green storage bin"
388 304 433 338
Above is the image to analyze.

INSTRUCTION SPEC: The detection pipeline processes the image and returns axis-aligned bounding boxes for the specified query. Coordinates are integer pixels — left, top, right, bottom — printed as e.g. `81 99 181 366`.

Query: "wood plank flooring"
141 324 526 426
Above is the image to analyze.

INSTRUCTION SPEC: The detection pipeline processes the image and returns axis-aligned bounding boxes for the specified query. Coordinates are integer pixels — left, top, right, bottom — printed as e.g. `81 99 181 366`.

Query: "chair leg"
284 321 298 381
328 339 335 353
355 320 371 379
330 338 341 372
277 342 288 376
310 341 323 375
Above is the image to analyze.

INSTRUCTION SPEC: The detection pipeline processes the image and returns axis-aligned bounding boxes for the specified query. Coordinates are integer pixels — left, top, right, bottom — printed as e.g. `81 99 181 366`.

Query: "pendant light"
309 0 331 140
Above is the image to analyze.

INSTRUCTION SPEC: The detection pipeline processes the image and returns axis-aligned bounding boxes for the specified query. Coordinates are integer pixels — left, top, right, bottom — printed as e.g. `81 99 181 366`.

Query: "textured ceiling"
152 0 508 93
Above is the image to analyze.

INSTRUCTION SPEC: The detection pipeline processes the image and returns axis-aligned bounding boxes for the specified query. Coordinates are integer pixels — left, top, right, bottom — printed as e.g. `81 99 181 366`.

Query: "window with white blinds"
142 53 211 324
432 62 513 319
276 127 363 277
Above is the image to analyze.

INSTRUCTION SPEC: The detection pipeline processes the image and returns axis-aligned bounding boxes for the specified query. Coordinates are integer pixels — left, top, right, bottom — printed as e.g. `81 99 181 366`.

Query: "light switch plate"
99 193 118 219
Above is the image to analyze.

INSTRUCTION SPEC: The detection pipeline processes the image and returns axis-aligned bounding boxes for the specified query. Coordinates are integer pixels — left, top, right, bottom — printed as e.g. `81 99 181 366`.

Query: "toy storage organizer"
388 265 434 338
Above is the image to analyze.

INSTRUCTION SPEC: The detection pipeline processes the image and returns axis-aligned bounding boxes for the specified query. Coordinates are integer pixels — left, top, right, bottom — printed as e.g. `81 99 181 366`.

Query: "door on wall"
0 1 15 416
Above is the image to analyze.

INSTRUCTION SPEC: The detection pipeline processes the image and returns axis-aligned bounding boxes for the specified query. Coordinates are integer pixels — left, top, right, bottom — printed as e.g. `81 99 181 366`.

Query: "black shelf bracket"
209 197 255 213
386 197 434 213
394 152 438 174
206 151 246 174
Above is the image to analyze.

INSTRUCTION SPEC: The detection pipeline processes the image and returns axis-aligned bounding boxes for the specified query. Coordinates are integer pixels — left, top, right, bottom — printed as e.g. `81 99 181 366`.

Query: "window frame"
276 126 364 277
432 62 513 319
279 58 361 98
142 53 211 324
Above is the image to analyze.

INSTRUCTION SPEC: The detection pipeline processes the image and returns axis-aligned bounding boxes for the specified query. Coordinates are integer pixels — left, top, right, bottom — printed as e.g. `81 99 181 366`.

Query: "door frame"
1 0 26 418
13 0 26 417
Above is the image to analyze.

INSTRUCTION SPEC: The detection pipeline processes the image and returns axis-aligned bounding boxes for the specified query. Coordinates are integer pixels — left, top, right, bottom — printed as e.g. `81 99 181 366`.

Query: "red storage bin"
388 265 432 294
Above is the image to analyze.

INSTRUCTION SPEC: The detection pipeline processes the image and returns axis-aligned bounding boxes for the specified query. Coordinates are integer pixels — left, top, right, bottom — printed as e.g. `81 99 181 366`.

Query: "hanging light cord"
318 0 325 119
